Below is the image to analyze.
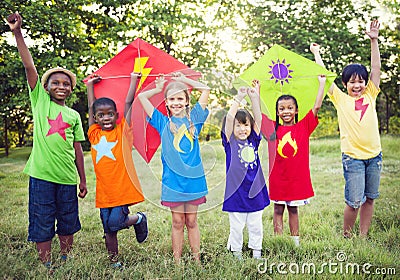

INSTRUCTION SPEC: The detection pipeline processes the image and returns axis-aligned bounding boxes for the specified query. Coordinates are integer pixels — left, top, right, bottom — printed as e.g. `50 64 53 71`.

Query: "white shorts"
272 199 310 206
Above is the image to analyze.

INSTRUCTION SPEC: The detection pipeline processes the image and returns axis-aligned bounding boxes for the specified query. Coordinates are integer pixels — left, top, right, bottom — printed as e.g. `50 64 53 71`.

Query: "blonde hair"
164 81 195 138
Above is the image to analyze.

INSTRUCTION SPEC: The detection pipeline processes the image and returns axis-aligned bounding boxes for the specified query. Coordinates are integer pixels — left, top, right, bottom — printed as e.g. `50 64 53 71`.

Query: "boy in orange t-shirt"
86 73 148 268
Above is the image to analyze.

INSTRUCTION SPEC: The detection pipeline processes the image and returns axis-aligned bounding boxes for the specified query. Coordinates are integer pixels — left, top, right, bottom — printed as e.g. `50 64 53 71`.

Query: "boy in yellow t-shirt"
311 20 382 238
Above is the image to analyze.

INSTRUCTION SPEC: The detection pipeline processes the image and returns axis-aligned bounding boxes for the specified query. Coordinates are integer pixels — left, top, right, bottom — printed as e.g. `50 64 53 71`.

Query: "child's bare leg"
184 204 200 263
359 198 374 237
343 204 359 237
105 232 118 262
287 206 299 236
273 204 285 234
58 235 73 257
125 213 140 226
171 206 185 264
36 240 52 263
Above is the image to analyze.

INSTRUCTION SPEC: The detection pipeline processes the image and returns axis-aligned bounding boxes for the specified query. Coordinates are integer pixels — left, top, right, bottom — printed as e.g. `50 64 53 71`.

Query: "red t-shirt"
88 118 144 208
264 110 318 201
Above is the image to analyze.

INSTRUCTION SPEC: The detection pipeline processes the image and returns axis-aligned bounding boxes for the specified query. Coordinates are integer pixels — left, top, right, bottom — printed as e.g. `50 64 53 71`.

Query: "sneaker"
291 235 300 247
253 249 262 259
111 261 123 270
232 251 243 260
43 261 56 275
133 212 148 243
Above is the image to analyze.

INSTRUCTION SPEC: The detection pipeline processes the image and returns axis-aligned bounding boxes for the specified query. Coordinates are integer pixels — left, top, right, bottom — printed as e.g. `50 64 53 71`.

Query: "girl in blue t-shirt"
138 72 210 264
221 81 270 260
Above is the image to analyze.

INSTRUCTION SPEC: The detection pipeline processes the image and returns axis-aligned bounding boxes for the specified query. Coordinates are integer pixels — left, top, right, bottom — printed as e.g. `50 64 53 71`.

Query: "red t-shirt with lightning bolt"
265 110 318 201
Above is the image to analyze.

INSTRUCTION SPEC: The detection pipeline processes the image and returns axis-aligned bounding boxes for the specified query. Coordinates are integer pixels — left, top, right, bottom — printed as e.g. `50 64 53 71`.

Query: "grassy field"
0 135 399 279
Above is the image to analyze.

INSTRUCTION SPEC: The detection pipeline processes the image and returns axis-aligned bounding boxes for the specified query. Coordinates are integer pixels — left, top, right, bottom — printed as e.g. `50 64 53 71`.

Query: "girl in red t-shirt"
262 75 326 246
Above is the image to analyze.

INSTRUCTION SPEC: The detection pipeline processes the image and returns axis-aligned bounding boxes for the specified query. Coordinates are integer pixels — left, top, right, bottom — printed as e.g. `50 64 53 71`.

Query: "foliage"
235 0 399 135
0 0 224 151
0 0 399 154
0 137 399 279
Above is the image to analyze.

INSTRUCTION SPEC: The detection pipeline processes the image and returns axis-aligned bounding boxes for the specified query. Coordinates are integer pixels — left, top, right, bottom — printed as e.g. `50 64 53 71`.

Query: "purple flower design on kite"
268 59 293 85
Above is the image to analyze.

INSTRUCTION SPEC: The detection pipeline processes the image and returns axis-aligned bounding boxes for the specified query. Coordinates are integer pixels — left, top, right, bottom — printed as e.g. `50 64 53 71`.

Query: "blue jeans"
28 177 81 242
100 205 130 234
342 152 382 208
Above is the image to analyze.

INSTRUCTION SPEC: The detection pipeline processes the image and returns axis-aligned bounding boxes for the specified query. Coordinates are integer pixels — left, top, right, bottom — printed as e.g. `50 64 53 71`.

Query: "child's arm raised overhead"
172 72 211 110
6 12 38 90
86 75 101 127
138 76 167 117
312 75 327 116
125 72 141 125
224 86 248 140
366 20 381 88
250 80 262 135
310 43 334 94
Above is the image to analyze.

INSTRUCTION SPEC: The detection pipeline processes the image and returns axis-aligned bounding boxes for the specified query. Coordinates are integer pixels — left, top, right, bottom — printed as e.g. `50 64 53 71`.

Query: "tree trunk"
4 115 9 157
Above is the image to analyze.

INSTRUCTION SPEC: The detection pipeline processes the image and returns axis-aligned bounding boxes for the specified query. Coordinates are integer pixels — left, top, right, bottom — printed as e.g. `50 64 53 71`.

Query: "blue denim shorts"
342 152 382 208
28 177 81 242
100 205 130 234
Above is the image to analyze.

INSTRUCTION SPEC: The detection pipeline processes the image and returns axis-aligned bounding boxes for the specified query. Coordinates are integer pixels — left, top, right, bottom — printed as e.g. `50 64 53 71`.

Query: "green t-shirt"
23 80 85 184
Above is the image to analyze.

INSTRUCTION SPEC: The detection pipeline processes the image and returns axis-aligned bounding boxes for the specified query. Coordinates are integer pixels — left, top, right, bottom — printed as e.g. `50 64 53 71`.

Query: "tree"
0 0 233 153
232 0 398 135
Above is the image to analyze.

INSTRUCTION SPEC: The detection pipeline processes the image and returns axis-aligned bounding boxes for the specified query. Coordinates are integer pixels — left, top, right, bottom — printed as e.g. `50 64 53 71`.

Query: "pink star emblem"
46 112 71 140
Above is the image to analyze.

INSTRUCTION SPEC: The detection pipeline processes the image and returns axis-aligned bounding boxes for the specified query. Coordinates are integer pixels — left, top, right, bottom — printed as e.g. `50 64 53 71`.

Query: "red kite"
84 38 200 163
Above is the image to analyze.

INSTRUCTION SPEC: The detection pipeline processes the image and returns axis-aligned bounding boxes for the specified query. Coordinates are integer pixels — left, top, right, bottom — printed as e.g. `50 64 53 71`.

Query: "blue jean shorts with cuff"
100 205 130 234
342 152 382 209
28 177 81 243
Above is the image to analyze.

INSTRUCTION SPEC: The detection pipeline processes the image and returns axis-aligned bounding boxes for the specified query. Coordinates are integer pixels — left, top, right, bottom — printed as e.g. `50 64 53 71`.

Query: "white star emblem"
92 136 118 163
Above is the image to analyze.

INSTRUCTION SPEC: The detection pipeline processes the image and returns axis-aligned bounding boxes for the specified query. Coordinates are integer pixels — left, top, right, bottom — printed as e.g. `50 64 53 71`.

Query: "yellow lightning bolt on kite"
277 131 298 158
133 57 152 92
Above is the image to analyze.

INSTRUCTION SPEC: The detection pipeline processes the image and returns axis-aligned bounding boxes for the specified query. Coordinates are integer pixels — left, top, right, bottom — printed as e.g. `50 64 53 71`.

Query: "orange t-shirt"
88 118 144 208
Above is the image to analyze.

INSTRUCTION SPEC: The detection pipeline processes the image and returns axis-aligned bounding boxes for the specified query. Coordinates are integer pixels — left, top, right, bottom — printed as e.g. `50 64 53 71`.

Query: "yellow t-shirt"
328 81 381 159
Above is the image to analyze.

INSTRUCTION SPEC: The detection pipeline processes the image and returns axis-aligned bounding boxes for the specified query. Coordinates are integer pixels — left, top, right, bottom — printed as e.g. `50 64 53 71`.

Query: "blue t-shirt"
222 130 270 212
148 102 209 202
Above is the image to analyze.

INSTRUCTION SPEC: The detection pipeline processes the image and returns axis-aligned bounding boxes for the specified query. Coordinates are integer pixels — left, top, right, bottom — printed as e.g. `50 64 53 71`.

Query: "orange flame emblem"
277 131 298 158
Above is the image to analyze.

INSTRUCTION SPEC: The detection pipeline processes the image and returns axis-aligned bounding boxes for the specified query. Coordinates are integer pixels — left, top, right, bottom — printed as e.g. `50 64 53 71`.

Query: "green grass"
0 136 399 279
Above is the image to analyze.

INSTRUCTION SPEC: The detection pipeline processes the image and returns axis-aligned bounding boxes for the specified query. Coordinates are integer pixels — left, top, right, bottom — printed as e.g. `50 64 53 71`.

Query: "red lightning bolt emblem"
355 98 369 121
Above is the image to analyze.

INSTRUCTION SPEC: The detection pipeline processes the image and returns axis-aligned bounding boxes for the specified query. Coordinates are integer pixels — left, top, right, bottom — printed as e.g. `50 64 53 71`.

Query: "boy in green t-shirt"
7 12 87 269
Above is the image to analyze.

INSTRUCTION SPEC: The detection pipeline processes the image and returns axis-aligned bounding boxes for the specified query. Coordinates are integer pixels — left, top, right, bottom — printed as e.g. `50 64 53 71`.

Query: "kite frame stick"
99 73 200 80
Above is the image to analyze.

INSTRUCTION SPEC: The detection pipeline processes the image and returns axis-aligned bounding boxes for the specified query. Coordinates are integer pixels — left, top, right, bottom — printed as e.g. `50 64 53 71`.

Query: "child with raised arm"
263 75 326 246
311 20 382 238
6 12 87 269
86 73 148 268
138 72 210 264
222 81 270 260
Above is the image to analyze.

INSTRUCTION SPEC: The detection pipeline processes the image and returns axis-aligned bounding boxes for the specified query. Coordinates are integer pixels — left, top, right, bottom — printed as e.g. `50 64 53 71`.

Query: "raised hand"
5 12 22 31
237 86 248 101
155 75 167 91
365 20 380 40
171 71 186 82
248 87 258 99
87 74 102 85
251 79 260 94
318 74 326 83
310 43 320 55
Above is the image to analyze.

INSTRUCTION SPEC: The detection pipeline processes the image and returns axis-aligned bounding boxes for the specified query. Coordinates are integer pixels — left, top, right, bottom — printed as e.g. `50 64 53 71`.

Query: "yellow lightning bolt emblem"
173 124 194 153
133 57 152 92
277 131 298 158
